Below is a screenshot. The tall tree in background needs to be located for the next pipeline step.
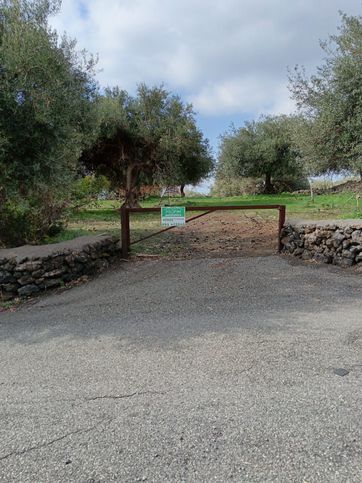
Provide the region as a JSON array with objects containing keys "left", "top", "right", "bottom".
[
  {"left": 159, "top": 112, "right": 213, "bottom": 197},
  {"left": 0, "top": 0, "right": 98, "bottom": 245},
  {"left": 289, "top": 13, "right": 362, "bottom": 179},
  {"left": 217, "top": 115, "right": 301, "bottom": 193},
  {"left": 82, "top": 84, "right": 213, "bottom": 206}
]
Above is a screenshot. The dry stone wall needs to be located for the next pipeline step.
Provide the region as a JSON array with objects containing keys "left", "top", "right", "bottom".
[
  {"left": 281, "top": 220, "right": 362, "bottom": 268},
  {"left": 0, "top": 235, "right": 121, "bottom": 301}
]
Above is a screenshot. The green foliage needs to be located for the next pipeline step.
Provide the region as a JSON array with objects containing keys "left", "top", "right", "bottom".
[
  {"left": 82, "top": 84, "right": 214, "bottom": 206},
  {"left": 46, "top": 192, "right": 361, "bottom": 245},
  {"left": 217, "top": 115, "right": 302, "bottom": 193},
  {"left": 70, "top": 175, "right": 110, "bottom": 209},
  {"left": 211, "top": 176, "right": 261, "bottom": 197},
  {"left": 0, "top": 189, "right": 67, "bottom": 246},
  {"left": 289, "top": 13, "right": 362, "bottom": 177},
  {"left": 271, "top": 174, "right": 309, "bottom": 193},
  {"left": 211, "top": 174, "right": 309, "bottom": 197},
  {"left": 0, "top": 0, "right": 98, "bottom": 246}
]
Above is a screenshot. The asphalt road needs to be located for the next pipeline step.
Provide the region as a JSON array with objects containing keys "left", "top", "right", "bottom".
[{"left": 0, "top": 255, "right": 361, "bottom": 482}]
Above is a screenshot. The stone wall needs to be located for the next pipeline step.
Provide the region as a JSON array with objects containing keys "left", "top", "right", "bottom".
[
  {"left": 281, "top": 220, "right": 362, "bottom": 268},
  {"left": 0, "top": 235, "right": 121, "bottom": 301}
]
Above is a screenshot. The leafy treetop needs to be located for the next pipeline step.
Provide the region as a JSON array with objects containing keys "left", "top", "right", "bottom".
[
  {"left": 217, "top": 115, "right": 301, "bottom": 193},
  {"left": 82, "top": 84, "right": 214, "bottom": 205},
  {"left": 289, "top": 12, "right": 362, "bottom": 178}
]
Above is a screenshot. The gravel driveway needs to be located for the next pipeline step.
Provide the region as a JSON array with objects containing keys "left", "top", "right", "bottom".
[{"left": 0, "top": 255, "right": 361, "bottom": 482}]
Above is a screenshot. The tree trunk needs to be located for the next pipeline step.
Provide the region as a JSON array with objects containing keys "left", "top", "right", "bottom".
[
  {"left": 264, "top": 173, "right": 272, "bottom": 194},
  {"left": 309, "top": 178, "right": 314, "bottom": 202},
  {"left": 122, "top": 165, "right": 141, "bottom": 208},
  {"left": 180, "top": 184, "right": 185, "bottom": 197}
]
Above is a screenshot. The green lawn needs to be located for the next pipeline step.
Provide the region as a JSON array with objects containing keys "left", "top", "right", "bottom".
[
  {"left": 142, "top": 192, "right": 361, "bottom": 216},
  {"left": 47, "top": 192, "right": 361, "bottom": 245}
]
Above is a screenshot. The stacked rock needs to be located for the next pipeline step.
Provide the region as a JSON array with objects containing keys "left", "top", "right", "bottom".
[
  {"left": 0, "top": 235, "right": 121, "bottom": 301},
  {"left": 281, "top": 220, "right": 362, "bottom": 268}
]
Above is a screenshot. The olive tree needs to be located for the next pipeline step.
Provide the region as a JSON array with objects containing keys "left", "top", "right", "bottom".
[
  {"left": 0, "top": 0, "right": 98, "bottom": 246},
  {"left": 159, "top": 117, "right": 214, "bottom": 197},
  {"left": 217, "top": 115, "right": 301, "bottom": 193},
  {"left": 82, "top": 84, "right": 213, "bottom": 206},
  {"left": 289, "top": 13, "right": 362, "bottom": 178}
]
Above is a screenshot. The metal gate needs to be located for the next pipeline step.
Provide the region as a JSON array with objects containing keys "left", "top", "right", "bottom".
[{"left": 120, "top": 204, "right": 286, "bottom": 258}]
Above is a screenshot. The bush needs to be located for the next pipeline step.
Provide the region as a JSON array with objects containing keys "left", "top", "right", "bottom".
[
  {"left": 71, "top": 175, "right": 110, "bottom": 209},
  {"left": 0, "top": 193, "right": 66, "bottom": 247},
  {"left": 211, "top": 175, "right": 309, "bottom": 197},
  {"left": 211, "top": 176, "right": 261, "bottom": 197},
  {"left": 272, "top": 175, "right": 309, "bottom": 193}
]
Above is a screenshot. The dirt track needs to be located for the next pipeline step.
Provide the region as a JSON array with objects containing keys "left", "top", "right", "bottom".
[{"left": 132, "top": 211, "right": 279, "bottom": 259}]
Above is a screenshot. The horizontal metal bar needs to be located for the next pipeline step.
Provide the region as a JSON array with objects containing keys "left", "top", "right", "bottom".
[
  {"left": 126, "top": 205, "right": 285, "bottom": 213},
  {"left": 130, "top": 210, "right": 213, "bottom": 246},
  {"left": 183, "top": 210, "right": 213, "bottom": 223},
  {"left": 128, "top": 205, "right": 285, "bottom": 247},
  {"left": 130, "top": 224, "right": 176, "bottom": 246}
]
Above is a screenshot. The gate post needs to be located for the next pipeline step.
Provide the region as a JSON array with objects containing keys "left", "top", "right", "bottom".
[
  {"left": 278, "top": 205, "right": 286, "bottom": 253},
  {"left": 120, "top": 205, "right": 130, "bottom": 258}
]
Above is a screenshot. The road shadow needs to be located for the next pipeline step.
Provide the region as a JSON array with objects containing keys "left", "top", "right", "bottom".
[{"left": 0, "top": 255, "right": 361, "bottom": 348}]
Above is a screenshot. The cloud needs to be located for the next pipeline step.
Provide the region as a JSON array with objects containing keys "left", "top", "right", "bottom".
[
  {"left": 51, "top": 0, "right": 362, "bottom": 118},
  {"left": 190, "top": 78, "right": 296, "bottom": 116}
]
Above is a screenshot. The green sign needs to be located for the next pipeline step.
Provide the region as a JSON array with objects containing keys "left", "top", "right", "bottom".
[{"left": 161, "top": 206, "right": 186, "bottom": 226}]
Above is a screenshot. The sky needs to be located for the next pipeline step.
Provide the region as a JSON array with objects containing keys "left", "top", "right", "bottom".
[{"left": 51, "top": 0, "right": 362, "bottom": 192}]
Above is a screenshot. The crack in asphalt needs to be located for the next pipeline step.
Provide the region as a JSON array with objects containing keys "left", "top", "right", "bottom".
[
  {"left": 3, "top": 390, "right": 169, "bottom": 409},
  {"left": 85, "top": 390, "right": 166, "bottom": 402},
  {"left": 0, "top": 418, "right": 111, "bottom": 462},
  {"left": 241, "top": 364, "right": 255, "bottom": 373}
]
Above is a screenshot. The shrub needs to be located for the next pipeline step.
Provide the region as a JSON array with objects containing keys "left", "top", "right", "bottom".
[
  {"left": 211, "top": 174, "right": 309, "bottom": 197},
  {"left": 0, "top": 192, "right": 66, "bottom": 247},
  {"left": 272, "top": 175, "right": 309, "bottom": 193},
  {"left": 211, "top": 176, "right": 261, "bottom": 197},
  {"left": 70, "top": 175, "right": 111, "bottom": 209}
]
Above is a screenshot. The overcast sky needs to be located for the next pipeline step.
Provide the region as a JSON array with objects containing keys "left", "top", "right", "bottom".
[{"left": 51, "top": 0, "right": 361, "bottom": 190}]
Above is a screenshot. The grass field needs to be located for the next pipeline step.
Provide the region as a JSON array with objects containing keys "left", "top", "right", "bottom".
[{"left": 47, "top": 192, "right": 361, "bottom": 247}]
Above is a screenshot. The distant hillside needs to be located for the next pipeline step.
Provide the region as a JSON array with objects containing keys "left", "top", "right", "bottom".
[{"left": 327, "top": 180, "right": 362, "bottom": 194}]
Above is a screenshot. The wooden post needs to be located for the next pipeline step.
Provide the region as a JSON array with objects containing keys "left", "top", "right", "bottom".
[
  {"left": 126, "top": 210, "right": 131, "bottom": 248},
  {"left": 120, "top": 205, "right": 130, "bottom": 258},
  {"left": 278, "top": 205, "right": 286, "bottom": 253}
]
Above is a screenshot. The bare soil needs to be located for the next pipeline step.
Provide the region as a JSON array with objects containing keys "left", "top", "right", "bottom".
[{"left": 132, "top": 211, "right": 279, "bottom": 260}]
